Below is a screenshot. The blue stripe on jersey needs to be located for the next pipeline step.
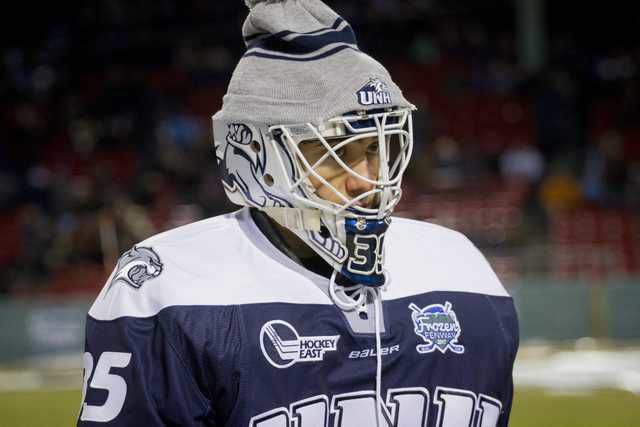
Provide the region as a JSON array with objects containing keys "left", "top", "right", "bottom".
[{"left": 79, "top": 291, "right": 517, "bottom": 426}]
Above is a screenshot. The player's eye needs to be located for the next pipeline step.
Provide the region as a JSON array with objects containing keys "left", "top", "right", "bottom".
[
  {"left": 333, "top": 146, "right": 346, "bottom": 158},
  {"left": 367, "top": 142, "right": 379, "bottom": 154}
]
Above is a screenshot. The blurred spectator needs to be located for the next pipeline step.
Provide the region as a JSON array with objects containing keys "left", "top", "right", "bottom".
[
  {"left": 155, "top": 105, "right": 204, "bottom": 151},
  {"left": 499, "top": 138, "right": 545, "bottom": 183},
  {"left": 0, "top": 172, "right": 19, "bottom": 208},
  {"left": 627, "top": 162, "right": 640, "bottom": 207},
  {"left": 581, "top": 131, "right": 629, "bottom": 206},
  {"left": 534, "top": 70, "right": 582, "bottom": 162},
  {"left": 429, "top": 135, "right": 466, "bottom": 190},
  {"left": 539, "top": 165, "right": 582, "bottom": 213},
  {"left": 17, "top": 204, "right": 53, "bottom": 281}
]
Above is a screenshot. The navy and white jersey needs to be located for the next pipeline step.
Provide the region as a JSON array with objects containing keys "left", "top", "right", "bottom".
[{"left": 78, "top": 208, "right": 518, "bottom": 427}]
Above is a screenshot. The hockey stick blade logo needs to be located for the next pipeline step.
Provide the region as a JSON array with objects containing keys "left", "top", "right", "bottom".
[{"left": 259, "top": 320, "right": 340, "bottom": 369}]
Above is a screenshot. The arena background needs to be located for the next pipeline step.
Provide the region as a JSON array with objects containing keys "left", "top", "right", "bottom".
[{"left": 1, "top": 0, "right": 639, "bottom": 425}]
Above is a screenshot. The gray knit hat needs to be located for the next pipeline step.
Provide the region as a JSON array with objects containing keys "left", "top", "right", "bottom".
[{"left": 213, "top": 0, "right": 413, "bottom": 126}]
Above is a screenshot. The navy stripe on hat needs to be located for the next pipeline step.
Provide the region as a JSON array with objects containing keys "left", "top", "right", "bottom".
[
  {"left": 244, "top": 17, "right": 357, "bottom": 61},
  {"left": 244, "top": 17, "right": 345, "bottom": 45},
  {"left": 244, "top": 44, "right": 358, "bottom": 62}
]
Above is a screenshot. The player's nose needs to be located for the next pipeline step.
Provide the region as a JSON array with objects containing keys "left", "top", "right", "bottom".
[{"left": 345, "top": 158, "right": 375, "bottom": 204}]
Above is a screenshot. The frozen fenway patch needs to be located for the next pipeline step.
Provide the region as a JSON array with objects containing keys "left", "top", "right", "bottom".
[
  {"left": 409, "top": 301, "right": 465, "bottom": 354},
  {"left": 260, "top": 320, "right": 340, "bottom": 368}
]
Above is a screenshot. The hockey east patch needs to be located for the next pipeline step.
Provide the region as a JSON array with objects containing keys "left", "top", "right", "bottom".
[{"left": 260, "top": 320, "right": 340, "bottom": 368}]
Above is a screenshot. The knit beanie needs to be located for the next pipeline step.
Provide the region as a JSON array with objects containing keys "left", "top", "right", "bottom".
[{"left": 213, "top": 0, "right": 413, "bottom": 126}]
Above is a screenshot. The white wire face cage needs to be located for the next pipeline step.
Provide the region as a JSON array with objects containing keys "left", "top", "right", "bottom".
[{"left": 268, "top": 107, "right": 415, "bottom": 220}]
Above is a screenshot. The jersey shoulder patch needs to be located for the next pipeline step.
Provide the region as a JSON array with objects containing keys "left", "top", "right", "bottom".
[
  {"left": 105, "top": 246, "right": 164, "bottom": 293},
  {"left": 88, "top": 209, "right": 333, "bottom": 321},
  {"left": 88, "top": 211, "right": 243, "bottom": 321}
]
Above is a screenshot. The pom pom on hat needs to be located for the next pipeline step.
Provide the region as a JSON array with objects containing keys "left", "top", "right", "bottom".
[{"left": 244, "top": 0, "right": 287, "bottom": 9}]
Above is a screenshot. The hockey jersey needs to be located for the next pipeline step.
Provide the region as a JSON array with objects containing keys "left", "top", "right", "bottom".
[{"left": 78, "top": 208, "right": 519, "bottom": 426}]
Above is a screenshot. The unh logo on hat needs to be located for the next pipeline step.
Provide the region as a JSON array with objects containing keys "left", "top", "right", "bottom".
[{"left": 356, "top": 77, "right": 392, "bottom": 106}]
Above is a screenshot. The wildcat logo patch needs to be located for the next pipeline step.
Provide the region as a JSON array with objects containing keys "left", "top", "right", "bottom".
[
  {"left": 106, "top": 246, "right": 163, "bottom": 292},
  {"left": 409, "top": 301, "right": 465, "bottom": 354},
  {"left": 356, "top": 77, "right": 392, "bottom": 106}
]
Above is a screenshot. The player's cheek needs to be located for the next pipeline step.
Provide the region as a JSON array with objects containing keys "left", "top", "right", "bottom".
[
  {"left": 367, "top": 153, "right": 381, "bottom": 180},
  {"left": 314, "top": 161, "right": 345, "bottom": 183},
  {"left": 320, "top": 175, "right": 349, "bottom": 203}
]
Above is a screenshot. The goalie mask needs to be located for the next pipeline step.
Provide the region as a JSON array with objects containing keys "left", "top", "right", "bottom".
[{"left": 212, "top": 0, "right": 415, "bottom": 287}]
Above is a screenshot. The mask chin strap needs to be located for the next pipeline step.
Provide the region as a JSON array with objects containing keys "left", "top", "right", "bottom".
[{"left": 262, "top": 207, "right": 323, "bottom": 231}]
